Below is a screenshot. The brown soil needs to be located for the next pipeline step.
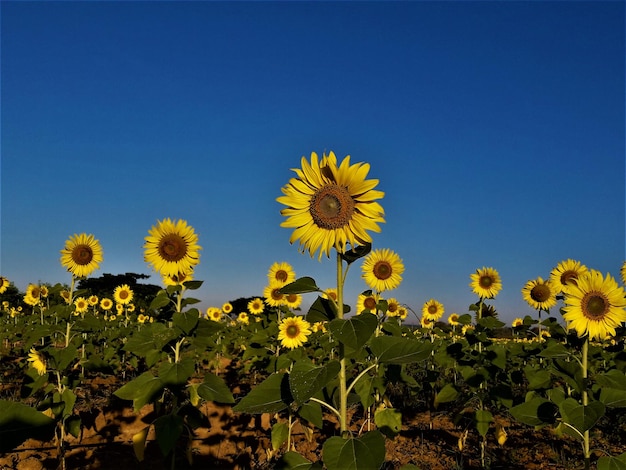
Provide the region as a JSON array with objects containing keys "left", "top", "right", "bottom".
[{"left": 2, "top": 374, "right": 625, "bottom": 470}]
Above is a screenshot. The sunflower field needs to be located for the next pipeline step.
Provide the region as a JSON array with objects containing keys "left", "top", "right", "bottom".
[{"left": 1, "top": 152, "right": 626, "bottom": 470}]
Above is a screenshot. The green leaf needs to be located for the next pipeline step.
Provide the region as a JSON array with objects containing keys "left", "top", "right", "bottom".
[
  {"left": 477, "top": 316, "right": 505, "bottom": 329},
  {"left": 434, "top": 383, "right": 458, "bottom": 408},
  {"left": 595, "top": 370, "right": 626, "bottom": 389},
  {"left": 172, "top": 309, "right": 199, "bottom": 335},
  {"left": 322, "top": 430, "right": 386, "bottom": 470},
  {"left": 369, "top": 336, "right": 432, "bottom": 364},
  {"left": 289, "top": 360, "right": 341, "bottom": 405},
  {"left": 340, "top": 243, "right": 371, "bottom": 264},
  {"left": 196, "top": 373, "right": 235, "bottom": 404},
  {"left": 475, "top": 409, "right": 493, "bottom": 437},
  {"left": 52, "top": 345, "right": 78, "bottom": 371},
  {"left": 329, "top": 314, "right": 378, "bottom": 351},
  {"left": 65, "top": 415, "right": 81, "bottom": 438},
  {"left": 0, "top": 400, "right": 55, "bottom": 453},
  {"left": 123, "top": 322, "right": 179, "bottom": 358},
  {"left": 114, "top": 371, "right": 164, "bottom": 411},
  {"left": 150, "top": 291, "right": 171, "bottom": 310},
  {"left": 560, "top": 398, "right": 605, "bottom": 434},
  {"left": 280, "top": 277, "right": 320, "bottom": 294},
  {"left": 61, "top": 388, "right": 76, "bottom": 418},
  {"left": 485, "top": 344, "right": 507, "bottom": 369},
  {"left": 374, "top": 407, "right": 402, "bottom": 437},
  {"left": 182, "top": 280, "right": 203, "bottom": 290},
  {"left": 272, "top": 422, "right": 289, "bottom": 451},
  {"left": 276, "top": 451, "right": 316, "bottom": 470},
  {"left": 154, "top": 414, "right": 184, "bottom": 456},
  {"left": 159, "top": 358, "right": 195, "bottom": 387},
  {"left": 510, "top": 397, "right": 557, "bottom": 426},
  {"left": 297, "top": 400, "right": 323, "bottom": 428},
  {"left": 597, "top": 455, "right": 626, "bottom": 470},
  {"left": 539, "top": 343, "right": 570, "bottom": 358},
  {"left": 306, "top": 296, "right": 338, "bottom": 322},
  {"left": 599, "top": 388, "right": 626, "bottom": 408},
  {"left": 525, "top": 365, "right": 552, "bottom": 390},
  {"left": 232, "top": 372, "right": 292, "bottom": 414}
]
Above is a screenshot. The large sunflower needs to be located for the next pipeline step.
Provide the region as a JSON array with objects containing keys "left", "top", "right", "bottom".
[
  {"left": 361, "top": 248, "right": 404, "bottom": 292},
  {"left": 278, "top": 316, "right": 312, "bottom": 349},
  {"left": 277, "top": 151, "right": 385, "bottom": 260},
  {"left": 521, "top": 277, "right": 557, "bottom": 311},
  {"left": 422, "top": 299, "right": 444, "bottom": 321},
  {"left": 267, "top": 262, "right": 296, "bottom": 285},
  {"left": 144, "top": 218, "right": 201, "bottom": 277},
  {"left": 470, "top": 267, "right": 502, "bottom": 299},
  {"left": 60, "top": 233, "right": 103, "bottom": 278},
  {"left": 562, "top": 270, "right": 626, "bottom": 341},
  {"left": 550, "top": 259, "right": 588, "bottom": 295}
]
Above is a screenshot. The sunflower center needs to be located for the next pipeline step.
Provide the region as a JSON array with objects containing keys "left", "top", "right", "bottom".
[
  {"left": 363, "top": 297, "right": 377, "bottom": 310},
  {"left": 158, "top": 234, "right": 188, "bottom": 262},
  {"left": 119, "top": 290, "right": 129, "bottom": 300},
  {"left": 286, "top": 324, "right": 300, "bottom": 338},
  {"left": 388, "top": 303, "right": 398, "bottom": 313},
  {"left": 373, "top": 261, "right": 393, "bottom": 280},
  {"left": 310, "top": 184, "right": 355, "bottom": 229},
  {"left": 561, "top": 270, "right": 578, "bottom": 287},
  {"left": 530, "top": 284, "right": 551, "bottom": 303},
  {"left": 271, "top": 288, "right": 283, "bottom": 301},
  {"left": 72, "top": 244, "right": 94, "bottom": 266},
  {"left": 428, "top": 305, "right": 438, "bottom": 315},
  {"left": 479, "top": 275, "right": 494, "bottom": 288},
  {"left": 275, "top": 270, "right": 289, "bottom": 282},
  {"left": 582, "top": 292, "right": 609, "bottom": 320}
]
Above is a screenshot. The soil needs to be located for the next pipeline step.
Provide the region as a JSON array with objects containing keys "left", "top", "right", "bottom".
[{"left": 2, "top": 369, "right": 625, "bottom": 470}]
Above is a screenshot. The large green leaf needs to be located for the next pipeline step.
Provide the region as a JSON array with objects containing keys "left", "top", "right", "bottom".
[
  {"left": 306, "top": 296, "right": 338, "bottom": 322},
  {"left": 159, "top": 358, "right": 195, "bottom": 387},
  {"left": 0, "top": 400, "right": 55, "bottom": 453},
  {"left": 597, "top": 452, "right": 626, "bottom": 470},
  {"left": 539, "top": 343, "right": 570, "bottom": 358},
  {"left": 329, "top": 314, "right": 378, "bottom": 351},
  {"left": 374, "top": 408, "right": 402, "bottom": 437},
  {"left": 560, "top": 398, "right": 605, "bottom": 435},
  {"left": 600, "top": 388, "right": 626, "bottom": 408},
  {"left": 434, "top": 383, "right": 458, "bottom": 408},
  {"left": 123, "top": 322, "right": 179, "bottom": 357},
  {"left": 289, "top": 360, "right": 341, "bottom": 405},
  {"left": 322, "top": 430, "right": 386, "bottom": 470},
  {"left": 154, "top": 414, "right": 184, "bottom": 456},
  {"left": 276, "top": 451, "right": 318, "bottom": 470},
  {"left": 475, "top": 409, "right": 493, "bottom": 437},
  {"left": 114, "top": 371, "right": 165, "bottom": 411},
  {"left": 369, "top": 336, "right": 432, "bottom": 364},
  {"left": 297, "top": 400, "right": 323, "bottom": 428},
  {"left": 196, "top": 372, "right": 235, "bottom": 404},
  {"left": 510, "top": 397, "right": 557, "bottom": 426},
  {"left": 172, "top": 309, "right": 199, "bottom": 335},
  {"left": 272, "top": 422, "right": 289, "bottom": 451},
  {"left": 280, "top": 277, "right": 320, "bottom": 294},
  {"left": 596, "top": 370, "right": 626, "bottom": 389},
  {"left": 232, "top": 372, "right": 292, "bottom": 414}
]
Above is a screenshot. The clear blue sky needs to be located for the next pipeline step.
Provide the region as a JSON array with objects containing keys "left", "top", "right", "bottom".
[{"left": 2, "top": 1, "right": 624, "bottom": 324}]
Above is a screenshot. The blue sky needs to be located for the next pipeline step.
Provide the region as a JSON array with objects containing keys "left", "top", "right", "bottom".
[{"left": 2, "top": 1, "right": 624, "bottom": 324}]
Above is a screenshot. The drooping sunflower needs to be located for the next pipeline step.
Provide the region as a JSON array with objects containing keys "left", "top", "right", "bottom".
[
  {"left": 60, "top": 233, "right": 103, "bottom": 278},
  {"left": 550, "top": 259, "right": 588, "bottom": 295},
  {"left": 361, "top": 248, "right": 404, "bottom": 292},
  {"left": 356, "top": 292, "right": 380, "bottom": 314},
  {"left": 470, "top": 267, "right": 502, "bottom": 299},
  {"left": 561, "top": 270, "right": 626, "bottom": 341},
  {"left": 277, "top": 316, "right": 312, "bottom": 349},
  {"left": 267, "top": 262, "right": 296, "bottom": 285},
  {"left": 277, "top": 151, "right": 385, "bottom": 260},
  {"left": 264, "top": 281, "right": 286, "bottom": 307},
  {"left": 0, "top": 276, "right": 10, "bottom": 294},
  {"left": 247, "top": 298, "right": 265, "bottom": 315},
  {"left": 521, "top": 277, "right": 558, "bottom": 311},
  {"left": 422, "top": 299, "right": 444, "bottom": 321},
  {"left": 27, "top": 348, "right": 47, "bottom": 376},
  {"left": 144, "top": 218, "right": 201, "bottom": 277},
  {"left": 114, "top": 284, "right": 134, "bottom": 305}
]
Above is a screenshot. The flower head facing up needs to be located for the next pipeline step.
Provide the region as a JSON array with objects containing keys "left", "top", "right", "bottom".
[
  {"left": 114, "top": 284, "right": 134, "bottom": 305},
  {"left": 470, "top": 267, "right": 502, "bottom": 299},
  {"left": 277, "top": 151, "right": 385, "bottom": 260},
  {"left": 522, "top": 277, "right": 558, "bottom": 311},
  {"left": 278, "top": 316, "right": 312, "bottom": 349},
  {"left": 144, "top": 218, "right": 201, "bottom": 277},
  {"left": 267, "top": 262, "right": 296, "bottom": 285},
  {"left": 361, "top": 248, "right": 404, "bottom": 293},
  {"left": 422, "top": 299, "right": 444, "bottom": 321},
  {"left": 60, "top": 233, "right": 103, "bottom": 278},
  {"left": 27, "top": 348, "right": 47, "bottom": 376},
  {"left": 550, "top": 259, "right": 588, "bottom": 295},
  {"left": 562, "top": 270, "right": 626, "bottom": 341}
]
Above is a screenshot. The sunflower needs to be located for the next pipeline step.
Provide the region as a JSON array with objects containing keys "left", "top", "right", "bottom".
[
  {"left": 144, "top": 218, "right": 201, "bottom": 277},
  {"left": 322, "top": 288, "right": 338, "bottom": 302},
  {"left": 420, "top": 316, "right": 435, "bottom": 329},
  {"left": 60, "top": 233, "right": 103, "bottom": 278},
  {"left": 162, "top": 271, "right": 194, "bottom": 286},
  {"left": 522, "top": 277, "right": 558, "bottom": 311},
  {"left": 114, "top": 284, "right": 134, "bottom": 305},
  {"left": 386, "top": 298, "right": 400, "bottom": 317},
  {"left": 620, "top": 261, "right": 626, "bottom": 286},
  {"left": 470, "top": 267, "right": 502, "bottom": 299},
  {"left": 100, "top": 298, "right": 113, "bottom": 310},
  {"left": 356, "top": 292, "right": 379, "bottom": 314},
  {"left": 74, "top": 297, "right": 89, "bottom": 314},
  {"left": 237, "top": 312, "right": 250, "bottom": 325},
  {"left": 561, "top": 270, "right": 626, "bottom": 341},
  {"left": 278, "top": 316, "right": 312, "bottom": 349},
  {"left": 284, "top": 293, "right": 303, "bottom": 310},
  {"left": 512, "top": 318, "right": 524, "bottom": 328},
  {"left": 550, "top": 259, "right": 588, "bottom": 295},
  {"left": 397, "top": 306, "right": 408, "bottom": 320},
  {"left": 422, "top": 299, "right": 444, "bottom": 321},
  {"left": 60, "top": 290, "right": 71, "bottom": 304},
  {"left": 448, "top": 313, "right": 460, "bottom": 326},
  {"left": 277, "top": 151, "right": 385, "bottom": 260},
  {"left": 27, "top": 348, "right": 47, "bottom": 376},
  {"left": 222, "top": 302, "right": 234, "bottom": 314},
  {"left": 267, "top": 262, "right": 296, "bottom": 285},
  {"left": 361, "top": 249, "right": 404, "bottom": 292},
  {"left": 247, "top": 298, "right": 265, "bottom": 315},
  {"left": 0, "top": 276, "right": 10, "bottom": 294},
  {"left": 206, "top": 307, "right": 222, "bottom": 322},
  {"left": 312, "top": 321, "right": 327, "bottom": 333},
  {"left": 88, "top": 295, "right": 99, "bottom": 306},
  {"left": 264, "top": 281, "right": 286, "bottom": 307},
  {"left": 137, "top": 314, "right": 148, "bottom": 323}
]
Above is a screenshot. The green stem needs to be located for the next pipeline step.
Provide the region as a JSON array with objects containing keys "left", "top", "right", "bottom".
[
  {"left": 346, "top": 363, "right": 377, "bottom": 397},
  {"left": 582, "top": 338, "right": 590, "bottom": 468},
  {"left": 336, "top": 252, "right": 348, "bottom": 436},
  {"left": 309, "top": 397, "right": 342, "bottom": 421}
]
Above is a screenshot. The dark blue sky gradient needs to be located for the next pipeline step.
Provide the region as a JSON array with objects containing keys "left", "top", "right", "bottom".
[{"left": 2, "top": 1, "right": 624, "bottom": 323}]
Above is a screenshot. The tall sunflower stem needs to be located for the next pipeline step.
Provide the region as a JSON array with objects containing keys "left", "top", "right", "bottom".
[
  {"left": 336, "top": 252, "right": 348, "bottom": 437},
  {"left": 582, "top": 338, "right": 590, "bottom": 469}
]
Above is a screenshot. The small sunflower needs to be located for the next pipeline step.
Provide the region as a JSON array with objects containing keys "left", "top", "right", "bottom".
[
  {"left": 27, "top": 348, "right": 47, "bottom": 376},
  {"left": 88, "top": 295, "right": 99, "bottom": 306},
  {"left": 356, "top": 292, "right": 379, "bottom": 314},
  {"left": 312, "top": 321, "right": 327, "bottom": 333},
  {"left": 144, "top": 218, "right": 201, "bottom": 277},
  {"left": 562, "top": 270, "right": 626, "bottom": 341},
  {"left": 284, "top": 293, "right": 303, "bottom": 310},
  {"left": 470, "top": 267, "right": 502, "bottom": 299},
  {"left": 397, "top": 305, "right": 408, "bottom": 320},
  {"left": 550, "top": 259, "right": 588, "bottom": 295},
  {"left": 60, "top": 290, "right": 71, "bottom": 304},
  {"left": 420, "top": 316, "right": 435, "bottom": 329},
  {"left": 522, "top": 277, "right": 558, "bottom": 311},
  {"left": 422, "top": 299, "right": 444, "bottom": 321},
  {"left": 222, "top": 302, "right": 234, "bottom": 314},
  {"left": 60, "top": 233, "right": 103, "bottom": 278},
  {"left": 248, "top": 298, "right": 265, "bottom": 315},
  {"left": 237, "top": 312, "right": 250, "bottom": 325},
  {"left": 0, "top": 276, "right": 10, "bottom": 294},
  {"left": 448, "top": 313, "right": 460, "bottom": 326},
  {"left": 74, "top": 297, "right": 89, "bottom": 314},
  {"left": 100, "top": 298, "right": 113, "bottom": 310},
  {"left": 264, "top": 282, "right": 286, "bottom": 307},
  {"left": 386, "top": 298, "right": 400, "bottom": 317},
  {"left": 206, "top": 307, "right": 222, "bottom": 322},
  {"left": 512, "top": 318, "right": 524, "bottom": 328},
  {"left": 267, "top": 262, "right": 296, "bottom": 285},
  {"left": 137, "top": 314, "right": 148, "bottom": 323},
  {"left": 114, "top": 284, "right": 134, "bottom": 305},
  {"left": 278, "top": 316, "right": 312, "bottom": 349},
  {"left": 277, "top": 151, "right": 385, "bottom": 260},
  {"left": 361, "top": 249, "right": 404, "bottom": 293},
  {"left": 116, "top": 303, "right": 124, "bottom": 314},
  {"left": 322, "top": 289, "right": 338, "bottom": 302}
]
